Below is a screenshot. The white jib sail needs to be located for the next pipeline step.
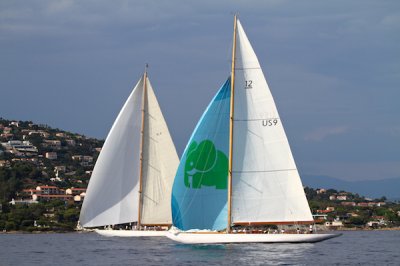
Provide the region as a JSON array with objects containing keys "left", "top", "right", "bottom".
[
  {"left": 231, "top": 19, "right": 313, "bottom": 224},
  {"left": 140, "top": 77, "right": 179, "bottom": 225},
  {"left": 80, "top": 78, "right": 144, "bottom": 228}
]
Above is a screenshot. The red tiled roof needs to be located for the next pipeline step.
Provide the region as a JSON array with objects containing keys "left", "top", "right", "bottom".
[{"left": 37, "top": 195, "right": 73, "bottom": 198}]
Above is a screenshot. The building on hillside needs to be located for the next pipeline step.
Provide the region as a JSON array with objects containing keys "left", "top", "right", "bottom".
[
  {"left": 72, "top": 155, "right": 83, "bottom": 161},
  {"left": 325, "top": 220, "right": 344, "bottom": 228},
  {"left": 45, "top": 152, "right": 57, "bottom": 160},
  {"left": 15, "top": 186, "right": 82, "bottom": 203},
  {"left": 72, "top": 155, "right": 93, "bottom": 166},
  {"left": 372, "top": 216, "right": 387, "bottom": 224},
  {"left": 36, "top": 185, "right": 61, "bottom": 195},
  {"left": 316, "top": 188, "right": 326, "bottom": 194},
  {"left": 312, "top": 214, "right": 328, "bottom": 223},
  {"left": 28, "top": 130, "right": 50, "bottom": 138},
  {"left": 3, "top": 127, "right": 12, "bottom": 134},
  {"left": 1, "top": 140, "right": 38, "bottom": 153},
  {"left": 21, "top": 188, "right": 40, "bottom": 196},
  {"left": 336, "top": 195, "right": 348, "bottom": 201},
  {"left": 316, "top": 209, "right": 333, "bottom": 214},
  {"left": 10, "top": 157, "right": 38, "bottom": 164},
  {"left": 66, "top": 139, "right": 76, "bottom": 146},
  {"left": 65, "top": 187, "right": 87, "bottom": 195},
  {"left": 73, "top": 195, "right": 83, "bottom": 202},
  {"left": 348, "top": 212, "right": 359, "bottom": 217},
  {"left": 43, "top": 140, "right": 62, "bottom": 149},
  {"left": 367, "top": 216, "right": 387, "bottom": 227},
  {"left": 32, "top": 194, "right": 73, "bottom": 202},
  {"left": 341, "top": 202, "right": 356, "bottom": 206},
  {"left": 0, "top": 133, "right": 14, "bottom": 138},
  {"left": 9, "top": 121, "right": 19, "bottom": 127},
  {"left": 9, "top": 198, "right": 38, "bottom": 205},
  {"left": 55, "top": 132, "right": 66, "bottom": 138}
]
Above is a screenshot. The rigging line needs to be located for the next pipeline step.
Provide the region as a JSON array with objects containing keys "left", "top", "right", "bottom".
[
  {"left": 146, "top": 163, "right": 161, "bottom": 173},
  {"left": 234, "top": 118, "right": 280, "bottom": 121},
  {"left": 148, "top": 136, "right": 159, "bottom": 143},
  {"left": 246, "top": 128, "right": 263, "bottom": 140},
  {"left": 236, "top": 178, "right": 263, "bottom": 194},
  {"left": 142, "top": 193, "right": 159, "bottom": 204}
]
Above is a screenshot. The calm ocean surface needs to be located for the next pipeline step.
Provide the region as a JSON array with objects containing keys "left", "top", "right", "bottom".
[{"left": 0, "top": 230, "right": 399, "bottom": 265}]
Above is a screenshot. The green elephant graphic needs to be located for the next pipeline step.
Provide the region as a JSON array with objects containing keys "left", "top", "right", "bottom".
[{"left": 184, "top": 140, "right": 228, "bottom": 189}]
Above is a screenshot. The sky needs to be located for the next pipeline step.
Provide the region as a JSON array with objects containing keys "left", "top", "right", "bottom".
[{"left": 1, "top": 0, "right": 399, "bottom": 182}]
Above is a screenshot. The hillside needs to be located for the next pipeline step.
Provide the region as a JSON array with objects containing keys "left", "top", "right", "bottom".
[
  {"left": 0, "top": 117, "right": 104, "bottom": 195},
  {"left": 302, "top": 175, "right": 400, "bottom": 200},
  {"left": 0, "top": 118, "right": 104, "bottom": 231}
]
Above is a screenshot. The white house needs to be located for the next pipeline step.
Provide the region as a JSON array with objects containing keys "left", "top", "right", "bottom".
[{"left": 45, "top": 152, "right": 57, "bottom": 160}]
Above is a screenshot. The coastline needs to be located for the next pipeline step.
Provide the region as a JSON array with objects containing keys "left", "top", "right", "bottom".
[{"left": 2, "top": 227, "right": 400, "bottom": 234}]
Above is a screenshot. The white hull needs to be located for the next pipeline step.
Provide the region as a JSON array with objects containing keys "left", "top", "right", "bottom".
[
  {"left": 95, "top": 229, "right": 167, "bottom": 237},
  {"left": 166, "top": 231, "right": 341, "bottom": 244}
]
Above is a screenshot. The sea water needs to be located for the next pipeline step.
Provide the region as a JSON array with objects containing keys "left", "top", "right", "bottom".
[{"left": 0, "top": 230, "right": 399, "bottom": 265}]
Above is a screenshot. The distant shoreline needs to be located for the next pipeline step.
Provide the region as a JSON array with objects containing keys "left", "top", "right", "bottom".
[
  {"left": 2, "top": 227, "right": 400, "bottom": 234},
  {"left": 335, "top": 227, "right": 400, "bottom": 231}
]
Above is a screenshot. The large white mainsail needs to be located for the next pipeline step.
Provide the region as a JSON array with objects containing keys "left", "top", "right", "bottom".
[
  {"left": 231, "top": 20, "right": 313, "bottom": 224},
  {"left": 80, "top": 73, "right": 178, "bottom": 229}
]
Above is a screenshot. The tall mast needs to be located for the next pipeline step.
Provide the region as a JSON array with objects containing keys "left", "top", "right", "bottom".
[
  {"left": 227, "top": 15, "right": 237, "bottom": 233},
  {"left": 137, "top": 64, "right": 148, "bottom": 228}
]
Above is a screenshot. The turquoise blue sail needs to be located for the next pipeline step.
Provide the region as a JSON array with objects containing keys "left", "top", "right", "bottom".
[{"left": 171, "top": 78, "right": 231, "bottom": 231}]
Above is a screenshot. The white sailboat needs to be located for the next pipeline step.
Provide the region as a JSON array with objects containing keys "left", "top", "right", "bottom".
[
  {"left": 79, "top": 68, "right": 179, "bottom": 237},
  {"left": 167, "top": 16, "right": 340, "bottom": 244}
]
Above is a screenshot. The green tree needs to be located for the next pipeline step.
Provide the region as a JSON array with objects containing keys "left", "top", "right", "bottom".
[
  {"left": 349, "top": 216, "right": 366, "bottom": 226},
  {"left": 5, "top": 221, "right": 16, "bottom": 231}
]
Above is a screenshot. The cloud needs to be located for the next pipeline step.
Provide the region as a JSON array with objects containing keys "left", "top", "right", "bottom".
[{"left": 304, "top": 126, "right": 349, "bottom": 142}]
